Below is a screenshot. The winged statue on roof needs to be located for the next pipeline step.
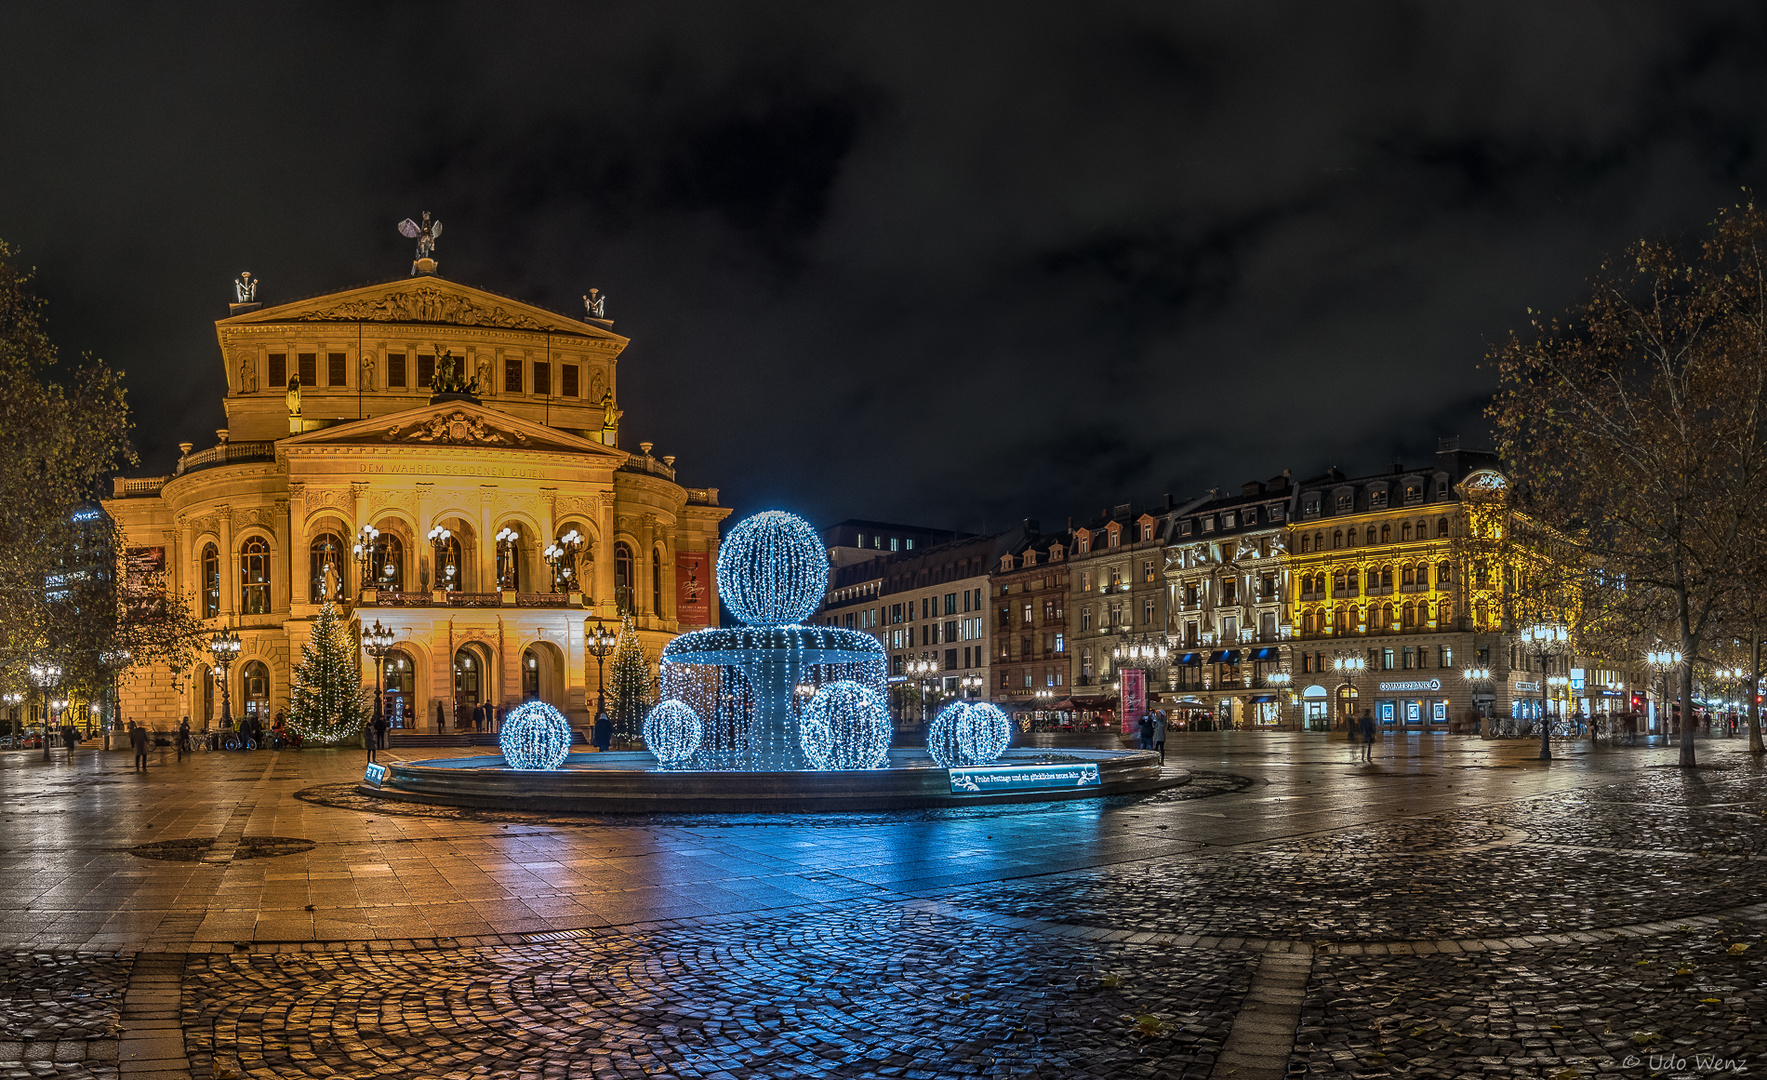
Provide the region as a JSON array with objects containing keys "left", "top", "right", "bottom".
[{"left": 397, "top": 211, "right": 442, "bottom": 275}]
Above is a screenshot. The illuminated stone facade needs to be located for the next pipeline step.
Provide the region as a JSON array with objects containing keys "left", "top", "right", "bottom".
[{"left": 105, "top": 273, "right": 730, "bottom": 732}]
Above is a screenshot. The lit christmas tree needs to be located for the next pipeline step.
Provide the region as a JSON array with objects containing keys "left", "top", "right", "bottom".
[
  {"left": 289, "top": 601, "right": 370, "bottom": 745},
  {"left": 608, "top": 614, "right": 650, "bottom": 742}
]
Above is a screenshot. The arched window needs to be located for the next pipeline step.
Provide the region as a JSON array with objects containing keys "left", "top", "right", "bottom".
[
  {"left": 1436, "top": 517, "right": 1450, "bottom": 538},
  {"left": 201, "top": 543, "right": 220, "bottom": 618},
  {"left": 1366, "top": 526, "right": 1377, "bottom": 545},
  {"left": 1381, "top": 566, "right": 1393, "bottom": 589},
  {"left": 614, "top": 541, "right": 635, "bottom": 615},
  {"left": 1302, "top": 610, "right": 1314, "bottom": 635},
  {"left": 1437, "top": 560, "right": 1452, "bottom": 585},
  {"left": 242, "top": 660, "right": 271, "bottom": 719},
  {"left": 1334, "top": 608, "right": 1347, "bottom": 635},
  {"left": 1346, "top": 528, "right": 1357, "bottom": 548},
  {"left": 1401, "top": 565, "right": 1414, "bottom": 587},
  {"left": 310, "top": 532, "right": 345, "bottom": 603},
  {"left": 1313, "top": 531, "right": 1324, "bottom": 550},
  {"left": 1381, "top": 602, "right": 1394, "bottom": 630},
  {"left": 369, "top": 533, "right": 404, "bottom": 592},
  {"left": 1332, "top": 569, "right": 1344, "bottom": 594},
  {"left": 1300, "top": 533, "right": 1311, "bottom": 553},
  {"left": 1402, "top": 601, "right": 1416, "bottom": 628},
  {"left": 1332, "top": 529, "right": 1343, "bottom": 549},
  {"left": 240, "top": 537, "right": 271, "bottom": 614},
  {"left": 1415, "top": 519, "right": 1427, "bottom": 539},
  {"left": 1379, "top": 524, "right": 1391, "bottom": 544},
  {"left": 521, "top": 647, "right": 541, "bottom": 700},
  {"left": 652, "top": 547, "right": 663, "bottom": 615},
  {"left": 1401, "top": 521, "right": 1412, "bottom": 541}
]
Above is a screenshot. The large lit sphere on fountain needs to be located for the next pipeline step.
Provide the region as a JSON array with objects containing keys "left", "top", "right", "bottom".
[
  {"left": 643, "top": 699, "right": 704, "bottom": 767},
  {"left": 927, "top": 701, "right": 1012, "bottom": 768},
  {"left": 499, "top": 701, "right": 572, "bottom": 770},
  {"left": 717, "top": 511, "right": 827, "bottom": 627},
  {"left": 799, "top": 680, "right": 891, "bottom": 770}
]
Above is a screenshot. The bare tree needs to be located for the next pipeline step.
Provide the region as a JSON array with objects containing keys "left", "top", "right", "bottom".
[{"left": 1489, "top": 200, "right": 1767, "bottom": 769}]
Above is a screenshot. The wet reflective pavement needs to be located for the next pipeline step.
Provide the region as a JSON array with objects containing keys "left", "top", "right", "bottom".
[{"left": 1, "top": 732, "right": 1762, "bottom": 1078}]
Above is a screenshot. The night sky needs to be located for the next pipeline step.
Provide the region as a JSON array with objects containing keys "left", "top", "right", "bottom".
[{"left": 4, "top": 4, "right": 1766, "bottom": 533}]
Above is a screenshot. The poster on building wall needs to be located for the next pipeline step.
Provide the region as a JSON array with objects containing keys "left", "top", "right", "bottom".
[
  {"left": 123, "top": 546, "right": 168, "bottom": 618},
  {"left": 676, "top": 551, "right": 711, "bottom": 626},
  {"left": 1120, "top": 668, "right": 1146, "bottom": 734}
]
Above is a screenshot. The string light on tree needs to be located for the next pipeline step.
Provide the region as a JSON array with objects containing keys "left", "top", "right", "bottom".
[
  {"left": 499, "top": 700, "right": 572, "bottom": 769},
  {"left": 288, "top": 601, "right": 369, "bottom": 745},
  {"left": 927, "top": 700, "right": 1011, "bottom": 768},
  {"left": 642, "top": 699, "right": 704, "bottom": 767},
  {"left": 608, "top": 614, "right": 650, "bottom": 742},
  {"left": 799, "top": 680, "right": 891, "bottom": 770}
]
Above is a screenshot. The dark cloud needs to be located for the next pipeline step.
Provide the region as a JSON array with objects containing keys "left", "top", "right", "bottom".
[{"left": 3, "top": 2, "right": 1766, "bottom": 533}]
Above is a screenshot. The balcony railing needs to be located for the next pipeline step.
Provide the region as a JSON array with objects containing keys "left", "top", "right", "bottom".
[
  {"left": 175, "top": 441, "right": 277, "bottom": 476},
  {"left": 361, "top": 589, "right": 581, "bottom": 609}
]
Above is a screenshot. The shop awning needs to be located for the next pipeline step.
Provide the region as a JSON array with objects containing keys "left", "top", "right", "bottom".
[
  {"left": 1248, "top": 694, "right": 1278, "bottom": 703},
  {"left": 1248, "top": 647, "right": 1279, "bottom": 661},
  {"left": 1174, "top": 652, "right": 1202, "bottom": 665},
  {"left": 1207, "top": 650, "right": 1241, "bottom": 664}
]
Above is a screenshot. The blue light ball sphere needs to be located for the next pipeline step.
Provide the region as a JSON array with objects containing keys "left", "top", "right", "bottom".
[
  {"left": 717, "top": 511, "right": 828, "bottom": 627},
  {"left": 499, "top": 701, "right": 572, "bottom": 770},
  {"left": 927, "top": 701, "right": 1012, "bottom": 768},
  {"left": 799, "top": 680, "right": 891, "bottom": 770},
  {"left": 643, "top": 699, "right": 704, "bottom": 768}
]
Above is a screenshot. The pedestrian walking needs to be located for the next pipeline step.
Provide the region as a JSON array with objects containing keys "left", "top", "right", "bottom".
[
  {"left": 374, "top": 702, "right": 389, "bottom": 749},
  {"left": 129, "top": 722, "right": 150, "bottom": 772},
  {"left": 1137, "top": 712, "right": 1153, "bottom": 750},
  {"left": 1151, "top": 712, "right": 1167, "bottom": 763},
  {"left": 177, "top": 717, "right": 190, "bottom": 760},
  {"left": 1358, "top": 708, "right": 1375, "bottom": 762},
  {"left": 593, "top": 710, "right": 612, "bottom": 752}
]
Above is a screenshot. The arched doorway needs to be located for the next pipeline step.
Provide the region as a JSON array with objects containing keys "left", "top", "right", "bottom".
[
  {"left": 521, "top": 642, "right": 566, "bottom": 708},
  {"left": 242, "top": 661, "right": 271, "bottom": 720},
  {"left": 383, "top": 649, "right": 414, "bottom": 728},
  {"left": 451, "top": 643, "right": 492, "bottom": 730},
  {"left": 521, "top": 647, "right": 540, "bottom": 700},
  {"left": 1335, "top": 683, "right": 1359, "bottom": 731}
]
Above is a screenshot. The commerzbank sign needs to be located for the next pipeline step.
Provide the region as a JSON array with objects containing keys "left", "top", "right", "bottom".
[{"left": 1376, "top": 678, "right": 1443, "bottom": 693}]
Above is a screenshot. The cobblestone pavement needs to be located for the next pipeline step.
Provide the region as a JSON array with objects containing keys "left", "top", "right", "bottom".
[{"left": 2, "top": 732, "right": 1765, "bottom": 1077}]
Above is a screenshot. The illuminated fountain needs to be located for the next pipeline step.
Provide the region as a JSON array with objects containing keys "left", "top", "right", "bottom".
[
  {"left": 650, "top": 511, "right": 892, "bottom": 771},
  {"left": 359, "top": 510, "right": 1172, "bottom": 811}
]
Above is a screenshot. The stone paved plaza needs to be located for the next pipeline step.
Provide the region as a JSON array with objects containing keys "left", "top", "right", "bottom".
[{"left": 0, "top": 733, "right": 1762, "bottom": 1079}]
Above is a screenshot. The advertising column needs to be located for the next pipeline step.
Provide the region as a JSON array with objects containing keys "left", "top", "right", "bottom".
[{"left": 1121, "top": 668, "right": 1146, "bottom": 735}]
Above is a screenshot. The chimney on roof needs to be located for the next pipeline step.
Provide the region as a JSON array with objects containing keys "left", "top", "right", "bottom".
[
  {"left": 1163, "top": 493, "right": 1173, "bottom": 511},
  {"left": 1023, "top": 518, "right": 1039, "bottom": 536},
  {"left": 1241, "top": 480, "right": 1263, "bottom": 496},
  {"left": 1067, "top": 516, "right": 1073, "bottom": 531},
  {"left": 1389, "top": 461, "right": 1402, "bottom": 474}
]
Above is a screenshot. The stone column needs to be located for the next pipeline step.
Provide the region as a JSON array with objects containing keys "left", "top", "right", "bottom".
[
  {"left": 479, "top": 486, "right": 497, "bottom": 594},
  {"left": 596, "top": 490, "right": 616, "bottom": 619},
  {"left": 706, "top": 534, "right": 721, "bottom": 628},
  {"left": 415, "top": 483, "right": 434, "bottom": 590},
  {"left": 273, "top": 498, "right": 292, "bottom": 613},
  {"left": 539, "top": 489, "right": 556, "bottom": 593},
  {"left": 639, "top": 513, "right": 658, "bottom": 625},
  {"left": 218, "top": 505, "right": 235, "bottom": 617}
]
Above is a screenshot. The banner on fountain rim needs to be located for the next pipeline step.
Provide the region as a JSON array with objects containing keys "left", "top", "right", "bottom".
[
  {"left": 1120, "top": 668, "right": 1146, "bottom": 734},
  {"left": 676, "top": 551, "right": 711, "bottom": 626},
  {"left": 948, "top": 763, "right": 1102, "bottom": 794}
]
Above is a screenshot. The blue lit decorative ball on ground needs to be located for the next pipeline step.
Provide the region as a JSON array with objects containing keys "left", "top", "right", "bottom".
[
  {"left": 799, "top": 680, "right": 891, "bottom": 770},
  {"left": 499, "top": 701, "right": 572, "bottom": 770},
  {"left": 643, "top": 699, "right": 705, "bottom": 767},
  {"left": 927, "top": 701, "right": 1012, "bottom": 768},
  {"left": 717, "top": 511, "right": 827, "bottom": 627}
]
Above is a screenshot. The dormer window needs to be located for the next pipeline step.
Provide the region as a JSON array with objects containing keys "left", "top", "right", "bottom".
[
  {"left": 1179, "top": 521, "right": 1193, "bottom": 536},
  {"left": 1303, "top": 497, "right": 1320, "bottom": 518},
  {"left": 1201, "top": 518, "right": 1215, "bottom": 533},
  {"left": 1222, "top": 511, "right": 1237, "bottom": 529},
  {"left": 1404, "top": 481, "right": 1423, "bottom": 504},
  {"left": 1107, "top": 525, "right": 1121, "bottom": 548},
  {"left": 1023, "top": 549, "right": 1038, "bottom": 566},
  {"left": 1049, "top": 544, "right": 1065, "bottom": 560},
  {"left": 1268, "top": 504, "right": 1284, "bottom": 520},
  {"left": 1336, "top": 493, "right": 1353, "bottom": 511},
  {"left": 1369, "top": 489, "right": 1389, "bottom": 508},
  {"left": 1078, "top": 534, "right": 1091, "bottom": 554}
]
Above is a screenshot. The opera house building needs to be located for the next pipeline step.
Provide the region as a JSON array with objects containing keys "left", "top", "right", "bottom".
[{"left": 104, "top": 267, "right": 730, "bottom": 733}]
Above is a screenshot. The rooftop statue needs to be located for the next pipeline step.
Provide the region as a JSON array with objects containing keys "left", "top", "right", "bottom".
[
  {"left": 234, "top": 271, "right": 256, "bottom": 303},
  {"left": 583, "top": 288, "right": 606, "bottom": 319},
  {"left": 397, "top": 211, "right": 443, "bottom": 275}
]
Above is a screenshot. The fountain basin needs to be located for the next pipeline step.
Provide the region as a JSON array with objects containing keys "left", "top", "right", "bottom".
[{"left": 356, "top": 747, "right": 1178, "bottom": 813}]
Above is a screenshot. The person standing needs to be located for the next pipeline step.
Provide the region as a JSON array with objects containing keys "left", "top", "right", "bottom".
[
  {"left": 374, "top": 700, "right": 389, "bottom": 750},
  {"left": 1137, "top": 712, "right": 1153, "bottom": 750},
  {"left": 129, "top": 722, "right": 150, "bottom": 772},
  {"left": 1151, "top": 712, "right": 1167, "bottom": 763},
  {"left": 363, "top": 712, "right": 377, "bottom": 763},
  {"left": 177, "top": 717, "right": 190, "bottom": 760},
  {"left": 1358, "top": 708, "right": 1376, "bottom": 763},
  {"left": 593, "top": 709, "right": 612, "bottom": 752}
]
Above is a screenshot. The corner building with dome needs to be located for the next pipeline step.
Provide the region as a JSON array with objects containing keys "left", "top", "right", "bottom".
[{"left": 104, "top": 266, "right": 731, "bottom": 733}]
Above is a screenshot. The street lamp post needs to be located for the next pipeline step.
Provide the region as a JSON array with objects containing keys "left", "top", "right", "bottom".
[
  {"left": 494, "top": 527, "right": 519, "bottom": 591},
  {"left": 543, "top": 529, "right": 584, "bottom": 593},
  {"left": 352, "top": 525, "right": 381, "bottom": 598},
  {"left": 208, "top": 629, "right": 241, "bottom": 731},
  {"left": 1519, "top": 621, "right": 1572, "bottom": 761},
  {"left": 1332, "top": 654, "right": 1366, "bottom": 737},
  {"left": 586, "top": 618, "right": 616, "bottom": 718},
  {"left": 1461, "top": 667, "right": 1492, "bottom": 738},
  {"left": 100, "top": 648, "right": 130, "bottom": 743},
  {"left": 426, "top": 526, "right": 455, "bottom": 592},
  {"left": 905, "top": 655, "right": 938, "bottom": 727},
  {"left": 1646, "top": 647, "right": 1683, "bottom": 746},
  {"left": 28, "top": 662, "right": 60, "bottom": 761},
  {"left": 361, "top": 619, "right": 395, "bottom": 743},
  {"left": 960, "top": 673, "right": 982, "bottom": 699}
]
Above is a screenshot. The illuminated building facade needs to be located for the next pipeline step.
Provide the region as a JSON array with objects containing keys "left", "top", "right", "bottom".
[
  {"left": 1063, "top": 502, "right": 1177, "bottom": 719},
  {"left": 989, "top": 525, "right": 1075, "bottom": 722},
  {"left": 104, "top": 269, "right": 729, "bottom": 732},
  {"left": 1286, "top": 442, "right": 1512, "bottom": 732}
]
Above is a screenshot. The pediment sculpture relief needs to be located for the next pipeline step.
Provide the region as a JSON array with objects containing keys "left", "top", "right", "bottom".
[
  {"left": 292, "top": 284, "right": 547, "bottom": 329},
  {"left": 382, "top": 411, "right": 530, "bottom": 447}
]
